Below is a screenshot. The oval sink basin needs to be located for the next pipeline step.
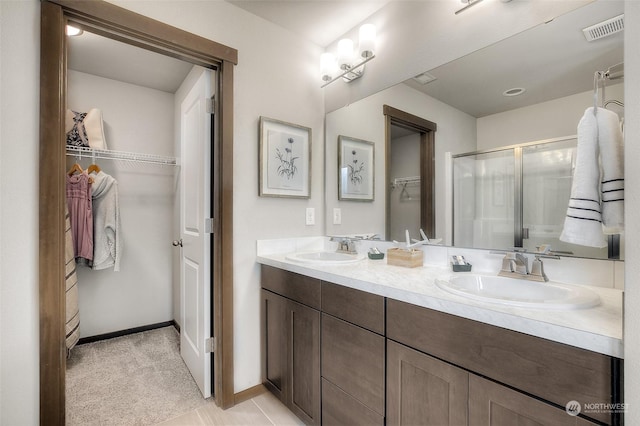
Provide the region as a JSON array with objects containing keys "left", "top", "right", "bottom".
[
  {"left": 435, "top": 275, "right": 600, "bottom": 310},
  {"left": 285, "top": 251, "right": 364, "bottom": 264}
]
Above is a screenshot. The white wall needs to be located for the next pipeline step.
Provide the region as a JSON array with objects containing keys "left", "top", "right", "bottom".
[
  {"left": 477, "top": 83, "right": 624, "bottom": 150},
  {"left": 0, "top": 1, "right": 40, "bottom": 424},
  {"left": 325, "top": 83, "right": 476, "bottom": 241},
  {"left": 624, "top": 2, "right": 640, "bottom": 424},
  {"left": 67, "top": 70, "right": 176, "bottom": 337}
]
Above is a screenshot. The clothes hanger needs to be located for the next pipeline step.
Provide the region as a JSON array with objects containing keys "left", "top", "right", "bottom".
[
  {"left": 67, "top": 162, "right": 84, "bottom": 176},
  {"left": 87, "top": 151, "right": 101, "bottom": 174},
  {"left": 67, "top": 162, "right": 94, "bottom": 184}
]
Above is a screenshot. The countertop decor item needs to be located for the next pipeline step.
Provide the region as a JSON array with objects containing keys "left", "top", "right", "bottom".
[{"left": 387, "top": 248, "right": 423, "bottom": 268}]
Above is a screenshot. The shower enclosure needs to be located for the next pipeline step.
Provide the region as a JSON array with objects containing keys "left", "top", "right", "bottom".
[{"left": 452, "top": 136, "right": 619, "bottom": 260}]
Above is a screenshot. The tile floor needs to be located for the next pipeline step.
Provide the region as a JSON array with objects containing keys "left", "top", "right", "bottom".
[{"left": 156, "top": 391, "right": 304, "bottom": 426}]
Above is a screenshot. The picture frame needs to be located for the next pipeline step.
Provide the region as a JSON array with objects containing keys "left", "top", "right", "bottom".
[
  {"left": 338, "top": 135, "right": 375, "bottom": 201},
  {"left": 259, "top": 116, "right": 311, "bottom": 198}
]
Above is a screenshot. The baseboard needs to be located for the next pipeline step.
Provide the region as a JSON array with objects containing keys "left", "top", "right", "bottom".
[
  {"left": 234, "top": 384, "right": 267, "bottom": 404},
  {"left": 77, "top": 320, "right": 176, "bottom": 345}
]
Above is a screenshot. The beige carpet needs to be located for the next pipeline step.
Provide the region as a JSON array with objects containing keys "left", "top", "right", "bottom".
[{"left": 66, "top": 326, "right": 209, "bottom": 425}]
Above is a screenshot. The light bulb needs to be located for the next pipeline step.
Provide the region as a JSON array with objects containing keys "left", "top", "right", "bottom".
[
  {"left": 358, "top": 24, "right": 376, "bottom": 58},
  {"left": 66, "top": 25, "right": 83, "bottom": 36},
  {"left": 320, "top": 52, "right": 337, "bottom": 82},
  {"left": 337, "top": 39, "right": 354, "bottom": 70}
]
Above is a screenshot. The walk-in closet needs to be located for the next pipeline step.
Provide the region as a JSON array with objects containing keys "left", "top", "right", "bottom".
[{"left": 64, "top": 28, "right": 214, "bottom": 424}]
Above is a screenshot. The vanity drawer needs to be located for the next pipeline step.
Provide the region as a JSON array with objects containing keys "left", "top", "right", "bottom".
[
  {"left": 387, "top": 299, "right": 614, "bottom": 425},
  {"left": 261, "top": 265, "right": 321, "bottom": 309},
  {"left": 321, "top": 314, "right": 385, "bottom": 415},
  {"left": 321, "top": 281, "right": 384, "bottom": 334},
  {"left": 322, "top": 378, "right": 384, "bottom": 426}
]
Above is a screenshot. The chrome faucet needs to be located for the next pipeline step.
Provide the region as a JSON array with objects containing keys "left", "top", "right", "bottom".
[
  {"left": 496, "top": 251, "right": 554, "bottom": 282},
  {"left": 329, "top": 236, "right": 358, "bottom": 254}
]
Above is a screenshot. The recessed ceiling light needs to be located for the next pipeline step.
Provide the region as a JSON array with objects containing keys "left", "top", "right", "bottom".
[
  {"left": 503, "top": 87, "right": 526, "bottom": 97},
  {"left": 66, "top": 25, "right": 83, "bottom": 37}
]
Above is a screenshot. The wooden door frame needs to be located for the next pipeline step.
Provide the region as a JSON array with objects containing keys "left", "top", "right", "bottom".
[
  {"left": 39, "top": 1, "right": 236, "bottom": 423},
  {"left": 383, "top": 105, "right": 437, "bottom": 240}
]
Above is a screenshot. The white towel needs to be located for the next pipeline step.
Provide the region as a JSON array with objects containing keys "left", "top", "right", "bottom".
[
  {"left": 598, "top": 107, "right": 624, "bottom": 234},
  {"left": 560, "top": 107, "right": 607, "bottom": 248}
]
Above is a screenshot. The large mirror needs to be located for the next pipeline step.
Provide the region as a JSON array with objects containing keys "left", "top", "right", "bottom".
[{"left": 325, "top": 0, "right": 624, "bottom": 259}]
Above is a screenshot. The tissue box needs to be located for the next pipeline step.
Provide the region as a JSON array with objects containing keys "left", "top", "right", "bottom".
[{"left": 387, "top": 248, "right": 423, "bottom": 268}]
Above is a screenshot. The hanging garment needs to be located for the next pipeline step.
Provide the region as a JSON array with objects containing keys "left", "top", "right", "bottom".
[
  {"left": 65, "top": 108, "right": 109, "bottom": 149},
  {"left": 560, "top": 107, "right": 607, "bottom": 248},
  {"left": 90, "top": 170, "right": 121, "bottom": 271},
  {"left": 65, "top": 204, "right": 80, "bottom": 353},
  {"left": 66, "top": 171, "right": 94, "bottom": 261}
]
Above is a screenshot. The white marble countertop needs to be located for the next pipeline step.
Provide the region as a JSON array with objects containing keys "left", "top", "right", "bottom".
[{"left": 257, "top": 253, "right": 623, "bottom": 358}]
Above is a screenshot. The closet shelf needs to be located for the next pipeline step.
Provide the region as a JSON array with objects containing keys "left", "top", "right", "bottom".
[
  {"left": 391, "top": 176, "right": 421, "bottom": 188},
  {"left": 66, "top": 146, "right": 178, "bottom": 166}
]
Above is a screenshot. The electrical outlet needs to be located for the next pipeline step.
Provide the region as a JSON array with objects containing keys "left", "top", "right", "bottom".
[
  {"left": 305, "top": 207, "right": 315, "bottom": 225},
  {"left": 333, "top": 208, "right": 342, "bottom": 225}
]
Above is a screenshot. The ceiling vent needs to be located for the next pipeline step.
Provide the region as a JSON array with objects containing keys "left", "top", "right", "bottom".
[{"left": 582, "top": 14, "right": 624, "bottom": 42}]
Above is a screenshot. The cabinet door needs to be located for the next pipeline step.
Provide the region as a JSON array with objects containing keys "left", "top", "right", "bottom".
[
  {"left": 322, "top": 314, "right": 385, "bottom": 414},
  {"left": 469, "top": 374, "right": 598, "bottom": 426},
  {"left": 322, "top": 378, "right": 384, "bottom": 426},
  {"left": 387, "top": 340, "right": 468, "bottom": 426},
  {"left": 289, "top": 300, "right": 321, "bottom": 425},
  {"left": 261, "top": 289, "right": 287, "bottom": 402}
]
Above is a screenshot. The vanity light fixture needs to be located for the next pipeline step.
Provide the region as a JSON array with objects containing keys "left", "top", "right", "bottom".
[
  {"left": 66, "top": 25, "right": 83, "bottom": 36},
  {"left": 321, "top": 24, "right": 377, "bottom": 88}
]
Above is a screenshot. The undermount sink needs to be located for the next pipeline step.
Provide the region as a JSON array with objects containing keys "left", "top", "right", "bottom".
[
  {"left": 285, "top": 251, "right": 365, "bottom": 264},
  {"left": 435, "top": 274, "right": 600, "bottom": 310}
]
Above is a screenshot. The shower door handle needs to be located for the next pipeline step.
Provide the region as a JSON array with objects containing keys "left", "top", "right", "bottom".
[{"left": 172, "top": 239, "right": 183, "bottom": 247}]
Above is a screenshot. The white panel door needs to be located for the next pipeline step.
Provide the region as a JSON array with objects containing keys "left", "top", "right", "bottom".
[{"left": 180, "top": 69, "right": 212, "bottom": 397}]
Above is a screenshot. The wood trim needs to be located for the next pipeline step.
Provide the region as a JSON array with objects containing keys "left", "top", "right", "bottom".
[
  {"left": 39, "top": 1, "right": 236, "bottom": 421},
  {"left": 383, "top": 105, "right": 437, "bottom": 240},
  {"left": 39, "top": 3, "right": 67, "bottom": 423},
  {"left": 234, "top": 384, "right": 267, "bottom": 405},
  {"left": 383, "top": 104, "right": 437, "bottom": 132},
  {"left": 219, "top": 59, "right": 235, "bottom": 408},
  {"left": 47, "top": 0, "right": 237, "bottom": 65}
]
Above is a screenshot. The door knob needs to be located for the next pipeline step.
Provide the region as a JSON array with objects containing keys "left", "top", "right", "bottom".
[{"left": 172, "top": 239, "right": 183, "bottom": 247}]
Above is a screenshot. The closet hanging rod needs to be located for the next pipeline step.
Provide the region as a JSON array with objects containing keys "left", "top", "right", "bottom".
[
  {"left": 66, "top": 146, "right": 177, "bottom": 166},
  {"left": 392, "top": 176, "right": 421, "bottom": 188}
]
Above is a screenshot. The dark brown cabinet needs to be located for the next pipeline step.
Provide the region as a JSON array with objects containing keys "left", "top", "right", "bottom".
[
  {"left": 387, "top": 299, "right": 617, "bottom": 426},
  {"left": 469, "top": 374, "right": 598, "bottom": 426},
  {"left": 320, "top": 282, "right": 385, "bottom": 425},
  {"left": 261, "top": 266, "right": 321, "bottom": 426},
  {"left": 387, "top": 340, "right": 468, "bottom": 426}
]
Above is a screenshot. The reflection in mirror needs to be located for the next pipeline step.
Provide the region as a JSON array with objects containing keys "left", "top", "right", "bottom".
[{"left": 324, "top": 0, "right": 624, "bottom": 259}]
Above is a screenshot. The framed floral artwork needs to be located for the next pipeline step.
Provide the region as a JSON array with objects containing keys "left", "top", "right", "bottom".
[
  {"left": 338, "top": 135, "right": 374, "bottom": 201},
  {"left": 259, "top": 116, "right": 311, "bottom": 198}
]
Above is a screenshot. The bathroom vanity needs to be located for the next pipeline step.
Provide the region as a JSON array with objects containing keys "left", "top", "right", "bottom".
[{"left": 258, "top": 249, "right": 623, "bottom": 426}]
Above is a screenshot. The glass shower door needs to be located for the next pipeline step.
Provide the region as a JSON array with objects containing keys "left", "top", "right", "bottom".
[{"left": 453, "top": 149, "right": 514, "bottom": 250}]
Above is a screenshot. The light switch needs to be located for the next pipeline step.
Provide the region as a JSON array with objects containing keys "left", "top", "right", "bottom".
[
  {"left": 333, "top": 208, "right": 341, "bottom": 225},
  {"left": 305, "top": 207, "right": 315, "bottom": 225}
]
